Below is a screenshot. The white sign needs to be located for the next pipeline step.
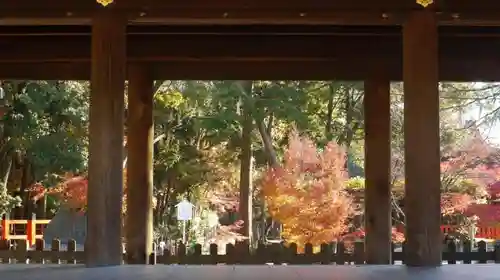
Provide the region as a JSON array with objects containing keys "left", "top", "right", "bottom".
[{"left": 176, "top": 199, "right": 194, "bottom": 221}]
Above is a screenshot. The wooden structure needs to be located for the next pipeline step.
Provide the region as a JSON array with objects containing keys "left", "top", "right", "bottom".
[
  {"left": 6, "top": 218, "right": 500, "bottom": 248},
  {"left": 1, "top": 238, "right": 500, "bottom": 265},
  {"left": 3, "top": 0, "right": 500, "bottom": 268},
  {"left": 1, "top": 218, "right": 50, "bottom": 247}
]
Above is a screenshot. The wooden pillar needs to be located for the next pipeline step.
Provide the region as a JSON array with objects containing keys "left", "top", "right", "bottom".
[
  {"left": 403, "top": 9, "right": 442, "bottom": 266},
  {"left": 86, "top": 11, "right": 127, "bottom": 267},
  {"left": 364, "top": 76, "right": 391, "bottom": 264},
  {"left": 125, "top": 64, "right": 154, "bottom": 264}
]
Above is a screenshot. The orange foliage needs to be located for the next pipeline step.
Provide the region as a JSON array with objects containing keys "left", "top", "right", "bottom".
[
  {"left": 262, "top": 132, "right": 353, "bottom": 250},
  {"left": 30, "top": 139, "right": 129, "bottom": 211},
  {"left": 341, "top": 228, "right": 406, "bottom": 244},
  {"left": 441, "top": 193, "right": 473, "bottom": 216},
  {"left": 29, "top": 170, "right": 128, "bottom": 214}
]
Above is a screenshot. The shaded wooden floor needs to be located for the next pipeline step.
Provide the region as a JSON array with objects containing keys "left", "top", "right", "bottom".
[{"left": 0, "top": 265, "right": 499, "bottom": 280}]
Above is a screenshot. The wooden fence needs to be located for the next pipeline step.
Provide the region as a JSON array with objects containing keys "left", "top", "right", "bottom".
[
  {"left": 4, "top": 217, "right": 500, "bottom": 247},
  {"left": 1, "top": 239, "right": 500, "bottom": 265}
]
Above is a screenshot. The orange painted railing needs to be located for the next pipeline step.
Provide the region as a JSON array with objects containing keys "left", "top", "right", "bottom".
[
  {"left": 441, "top": 225, "right": 500, "bottom": 240},
  {"left": 3, "top": 219, "right": 500, "bottom": 245},
  {"left": 1, "top": 217, "right": 50, "bottom": 246}
]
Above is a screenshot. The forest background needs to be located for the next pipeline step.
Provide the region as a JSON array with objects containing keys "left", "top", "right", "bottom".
[{"left": 1, "top": 80, "right": 500, "bottom": 251}]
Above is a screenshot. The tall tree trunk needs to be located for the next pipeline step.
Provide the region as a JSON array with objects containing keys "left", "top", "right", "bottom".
[
  {"left": 21, "top": 159, "right": 34, "bottom": 219},
  {"left": 13, "top": 159, "right": 33, "bottom": 219},
  {"left": 254, "top": 105, "right": 282, "bottom": 243},
  {"left": 237, "top": 80, "right": 254, "bottom": 244},
  {"left": 35, "top": 196, "right": 46, "bottom": 219},
  {"left": 2, "top": 157, "right": 12, "bottom": 188},
  {"left": 256, "top": 119, "right": 279, "bottom": 168},
  {"left": 325, "top": 83, "right": 335, "bottom": 141}
]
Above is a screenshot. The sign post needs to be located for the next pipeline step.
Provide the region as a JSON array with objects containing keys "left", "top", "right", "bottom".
[{"left": 175, "top": 199, "right": 194, "bottom": 244}]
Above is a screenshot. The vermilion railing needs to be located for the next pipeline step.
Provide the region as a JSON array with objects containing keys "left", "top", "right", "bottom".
[
  {"left": 1, "top": 217, "right": 50, "bottom": 246},
  {"left": 3, "top": 218, "right": 500, "bottom": 245},
  {"left": 441, "top": 225, "right": 500, "bottom": 239}
]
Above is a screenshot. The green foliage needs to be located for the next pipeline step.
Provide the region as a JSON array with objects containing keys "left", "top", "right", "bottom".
[
  {"left": 345, "top": 176, "right": 365, "bottom": 190},
  {"left": 3, "top": 81, "right": 88, "bottom": 184},
  {"left": 0, "top": 183, "right": 21, "bottom": 216},
  {"left": 0, "top": 81, "right": 88, "bottom": 216}
]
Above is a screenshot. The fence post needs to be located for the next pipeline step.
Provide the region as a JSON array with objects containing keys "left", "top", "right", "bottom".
[
  {"left": 402, "top": 241, "right": 407, "bottom": 264},
  {"left": 177, "top": 242, "right": 186, "bottom": 265},
  {"left": 320, "top": 243, "right": 332, "bottom": 264},
  {"left": 287, "top": 243, "right": 298, "bottom": 264},
  {"left": 149, "top": 243, "right": 157, "bottom": 265},
  {"left": 494, "top": 240, "right": 500, "bottom": 263},
  {"left": 68, "top": 239, "right": 77, "bottom": 264},
  {"left": 27, "top": 213, "right": 37, "bottom": 247},
  {"left": 463, "top": 240, "right": 472, "bottom": 264},
  {"left": 190, "top": 243, "right": 202, "bottom": 264},
  {"left": 390, "top": 243, "right": 395, "bottom": 264},
  {"left": 272, "top": 242, "right": 284, "bottom": 265},
  {"left": 51, "top": 238, "right": 61, "bottom": 264},
  {"left": 304, "top": 243, "right": 314, "bottom": 264},
  {"left": 446, "top": 240, "right": 457, "bottom": 264},
  {"left": 354, "top": 242, "right": 365, "bottom": 264},
  {"left": 15, "top": 239, "right": 28, "bottom": 264},
  {"left": 225, "top": 243, "right": 235, "bottom": 265},
  {"left": 335, "top": 242, "right": 346, "bottom": 265},
  {"left": 34, "top": 239, "right": 45, "bottom": 264},
  {"left": 477, "top": 241, "right": 487, "bottom": 264},
  {"left": 209, "top": 243, "right": 218, "bottom": 264},
  {"left": 1, "top": 213, "right": 10, "bottom": 240}
]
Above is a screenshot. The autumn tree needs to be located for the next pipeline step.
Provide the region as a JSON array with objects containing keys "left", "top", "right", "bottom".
[
  {"left": 30, "top": 170, "right": 127, "bottom": 215},
  {"left": 262, "top": 131, "right": 352, "bottom": 249}
]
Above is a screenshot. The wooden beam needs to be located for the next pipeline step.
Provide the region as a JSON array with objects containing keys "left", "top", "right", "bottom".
[
  {"left": 1, "top": 57, "right": 499, "bottom": 82},
  {"left": 0, "top": 0, "right": 418, "bottom": 12},
  {"left": 86, "top": 11, "right": 127, "bottom": 267},
  {"left": 1, "top": 34, "right": 391, "bottom": 62},
  {"left": 3, "top": 33, "right": 500, "bottom": 63},
  {"left": 0, "top": 33, "right": 500, "bottom": 81},
  {"left": 403, "top": 10, "right": 442, "bottom": 266},
  {"left": 0, "top": 0, "right": 416, "bottom": 26},
  {"left": 125, "top": 64, "right": 154, "bottom": 264},
  {"left": 2, "top": 24, "right": 500, "bottom": 36},
  {"left": 3, "top": 0, "right": 500, "bottom": 26},
  {"left": 364, "top": 75, "right": 392, "bottom": 264}
]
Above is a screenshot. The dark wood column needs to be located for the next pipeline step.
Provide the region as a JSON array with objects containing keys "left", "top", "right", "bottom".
[
  {"left": 364, "top": 76, "right": 392, "bottom": 264},
  {"left": 403, "top": 9, "right": 442, "bottom": 266},
  {"left": 86, "top": 10, "right": 127, "bottom": 267},
  {"left": 125, "top": 64, "right": 154, "bottom": 264}
]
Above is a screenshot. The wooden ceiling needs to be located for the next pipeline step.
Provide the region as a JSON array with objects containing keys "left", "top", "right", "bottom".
[
  {"left": 1, "top": 0, "right": 500, "bottom": 25},
  {"left": 2, "top": 1, "right": 500, "bottom": 81}
]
